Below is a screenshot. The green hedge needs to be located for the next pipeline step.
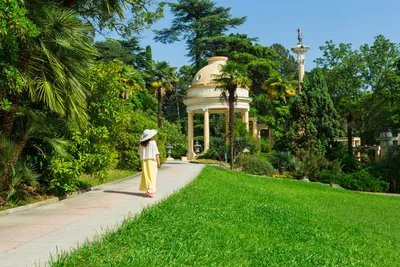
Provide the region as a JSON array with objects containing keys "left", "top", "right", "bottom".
[{"left": 235, "top": 154, "right": 275, "bottom": 176}]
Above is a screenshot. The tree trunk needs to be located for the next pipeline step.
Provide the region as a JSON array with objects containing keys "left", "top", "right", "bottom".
[
  {"left": 0, "top": 105, "right": 17, "bottom": 137},
  {"left": 347, "top": 114, "right": 354, "bottom": 155},
  {"left": 176, "top": 95, "right": 180, "bottom": 122},
  {"left": 347, "top": 125, "right": 353, "bottom": 155},
  {"left": 12, "top": 137, "right": 28, "bottom": 165},
  {"left": 157, "top": 88, "right": 163, "bottom": 128},
  {"left": 229, "top": 89, "right": 235, "bottom": 170},
  {"left": 0, "top": 100, "right": 17, "bottom": 193}
]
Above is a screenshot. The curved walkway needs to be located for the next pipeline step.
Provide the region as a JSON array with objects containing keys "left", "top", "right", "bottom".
[{"left": 0, "top": 162, "right": 205, "bottom": 267}]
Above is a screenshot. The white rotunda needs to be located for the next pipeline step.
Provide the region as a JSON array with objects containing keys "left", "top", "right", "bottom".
[{"left": 183, "top": 56, "right": 253, "bottom": 159}]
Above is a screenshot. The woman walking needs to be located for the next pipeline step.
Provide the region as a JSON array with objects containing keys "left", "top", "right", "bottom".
[{"left": 138, "top": 129, "right": 161, "bottom": 198}]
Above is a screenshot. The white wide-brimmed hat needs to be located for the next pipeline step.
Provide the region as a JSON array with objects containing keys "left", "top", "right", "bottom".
[{"left": 140, "top": 129, "right": 157, "bottom": 142}]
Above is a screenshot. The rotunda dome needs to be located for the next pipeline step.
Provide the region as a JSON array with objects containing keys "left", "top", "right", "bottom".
[{"left": 191, "top": 56, "right": 228, "bottom": 87}]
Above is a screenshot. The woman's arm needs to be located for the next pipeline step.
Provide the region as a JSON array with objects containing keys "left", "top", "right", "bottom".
[{"left": 156, "top": 154, "right": 161, "bottom": 168}]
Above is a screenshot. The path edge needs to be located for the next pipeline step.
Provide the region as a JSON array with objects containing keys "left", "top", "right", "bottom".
[{"left": 0, "top": 172, "right": 142, "bottom": 216}]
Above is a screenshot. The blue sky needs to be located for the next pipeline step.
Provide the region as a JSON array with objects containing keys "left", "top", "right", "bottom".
[{"left": 114, "top": 0, "right": 400, "bottom": 71}]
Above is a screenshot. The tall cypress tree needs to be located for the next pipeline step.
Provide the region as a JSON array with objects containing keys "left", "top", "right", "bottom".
[
  {"left": 154, "top": 0, "right": 246, "bottom": 69},
  {"left": 279, "top": 69, "right": 343, "bottom": 158}
]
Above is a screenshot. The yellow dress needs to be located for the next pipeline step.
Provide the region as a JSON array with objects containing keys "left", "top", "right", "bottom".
[
  {"left": 138, "top": 140, "right": 159, "bottom": 193},
  {"left": 139, "top": 159, "right": 157, "bottom": 193}
]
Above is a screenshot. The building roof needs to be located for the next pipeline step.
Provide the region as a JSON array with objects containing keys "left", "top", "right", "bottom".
[{"left": 191, "top": 56, "right": 228, "bottom": 87}]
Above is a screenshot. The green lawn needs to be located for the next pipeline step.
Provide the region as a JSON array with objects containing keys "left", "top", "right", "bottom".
[{"left": 51, "top": 166, "right": 400, "bottom": 266}]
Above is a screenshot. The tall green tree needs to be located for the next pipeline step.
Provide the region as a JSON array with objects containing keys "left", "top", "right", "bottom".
[
  {"left": 154, "top": 0, "right": 246, "bottom": 69},
  {"left": 279, "top": 69, "right": 343, "bottom": 158},
  {"left": 27, "top": 0, "right": 164, "bottom": 37},
  {"left": 359, "top": 35, "right": 400, "bottom": 143},
  {"left": 316, "top": 41, "right": 363, "bottom": 153},
  {"left": 94, "top": 38, "right": 147, "bottom": 70},
  {"left": 148, "top": 61, "right": 179, "bottom": 128},
  {"left": 270, "top": 43, "right": 298, "bottom": 77},
  {"left": 163, "top": 65, "right": 193, "bottom": 126},
  {"left": 214, "top": 61, "right": 252, "bottom": 169}
]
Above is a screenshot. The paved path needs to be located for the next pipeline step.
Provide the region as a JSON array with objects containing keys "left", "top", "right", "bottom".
[{"left": 0, "top": 162, "right": 205, "bottom": 267}]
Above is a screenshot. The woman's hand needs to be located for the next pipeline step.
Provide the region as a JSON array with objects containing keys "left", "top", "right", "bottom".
[{"left": 157, "top": 161, "right": 161, "bottom": 168}]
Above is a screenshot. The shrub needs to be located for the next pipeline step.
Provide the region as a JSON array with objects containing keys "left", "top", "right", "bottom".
[
  {"left": 327, "top": 145, "right": 358, "bottom": 173},
  {"left": 44, "top": 157, "right": 83, "bottom": 196},
  {"left": 116, "top": 110, "right": 165, "bottom": 170},
  {"left": 197, "top": 149, "right": 218, "bottom": 160},
  {"left": 380, "top": 147, "right": 400, "bottom": 192},
  {"left": 231, "top": 136, "right": 253, "bottom": 163},
  {"left": 163, "top": 120, "right": 187, "bottom": 159},
  {"left": 317, "top": 170, "right": 344, "bottom": 184},
  {"left": 269, "top": 151, "right": 296, "bottom": 174},
  {"left": 295, "top": 152, "right": 341, "bottom": 181},
  {"left": 260, "top": 138, "right": 270, "bottom": 153},
  {"left": 340, "top": 154, "right": 359, "bottom": 173},
  {"left": 208, "top": 136, "right": 227, "bottom": 161},
  {"left": 335, "top": 169, "right": 389, "bottom": 192},
  {"left": 235, "top": 154, "right": 275, "bottom": 176}
]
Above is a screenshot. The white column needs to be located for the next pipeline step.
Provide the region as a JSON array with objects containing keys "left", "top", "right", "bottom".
[
  {"left": 244, "top": 110, "right": 249, "bottom": 132},
  {"left": 251, "top": 118, "right": 258, "bottom": 138},
  {"left": 187, "top": 111, "right": 195, "bottom": 159},
  {"left": 203, "top": 108, "right": 210, "bottom": 151},
  {"left": 291, "top": 44, "right": 310, "bottom": 94},
  {"left": 297, "top": 54, "right": 306, "bottom": 94}
]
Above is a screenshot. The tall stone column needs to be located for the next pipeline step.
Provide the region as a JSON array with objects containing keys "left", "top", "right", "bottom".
[
  {"left": 203, "top": 108, "right": 210, "bottom": 151},
  {"left": 251, "top": 118, "right": 258, "bottom": 138},
  {"left": 268, "top": 128, "right": 273, "bottom": 152},
  {"left": 291, "top": 29, "right": 310, "bottom": 94},
  {"left": 187, "top": 111, "right": 195, "bottom": 160},
  {"left": 244, "top": 110, "right": 249, "bottom": 132}
]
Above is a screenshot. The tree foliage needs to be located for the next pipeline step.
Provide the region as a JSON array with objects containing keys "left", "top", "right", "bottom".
[
  {"left": 214, "top": 61, "right": 252, "bottom": 169},
  {"left": 154, "top": 0, "right": 246, "bottom": 69},
  {"left": 316, "top": 35, "right": 400, "bottom": 146},
  {"left": 26, "top": 0, "right": 164, "bottom": 37},
  {"left": 278, "top": 69, "right": 343, "bottom": 158},
  {"left": 147, "top": 61, "right": 179, "bottom": 128}
]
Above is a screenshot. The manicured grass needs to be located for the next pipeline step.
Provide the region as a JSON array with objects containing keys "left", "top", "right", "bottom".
[
  {"left": 51, "top": 166, "right": 400, "bottom": 266},
  {"left": 78, "top": 169, "right": 137, "bottom": 187}
]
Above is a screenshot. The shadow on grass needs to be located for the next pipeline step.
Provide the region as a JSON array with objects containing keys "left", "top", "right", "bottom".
[{"left": 103, "top": 190, "right": 146, "bottom": 197}]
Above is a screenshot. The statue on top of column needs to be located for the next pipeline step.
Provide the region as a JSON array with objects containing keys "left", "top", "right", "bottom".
[{"left": 297, "top": 28, "right": 303, "bottom": 44}]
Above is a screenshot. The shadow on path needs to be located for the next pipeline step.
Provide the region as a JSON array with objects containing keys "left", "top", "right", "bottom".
[
  {"left": 164, "top": 161, "right": 190, "bottom": 165},
  {"left": 103, "top": 190, "right": 146, "bottom": 197}
]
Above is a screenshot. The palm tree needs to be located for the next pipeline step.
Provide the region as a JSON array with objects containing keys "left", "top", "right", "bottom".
[
  {"left": 21, "top": 5, "right": 98, "bottom": 126},
  {"left": 0, "top": 3, "right": 96, "bottom": 195},
  {"left": 0, "top": 4, "right": 98, "bottom": 136},
  {"left": 148, "top": 61, "right": 179, "bottom": 128},
  {"left": 120, "top": 65, "right": 145, "bottom": 99},
  {"left": 214, "top": 61, "right": 252, "bottom": 170},
  {"left": 262, "top": 72, "right": 298, "bottom": 103}
]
